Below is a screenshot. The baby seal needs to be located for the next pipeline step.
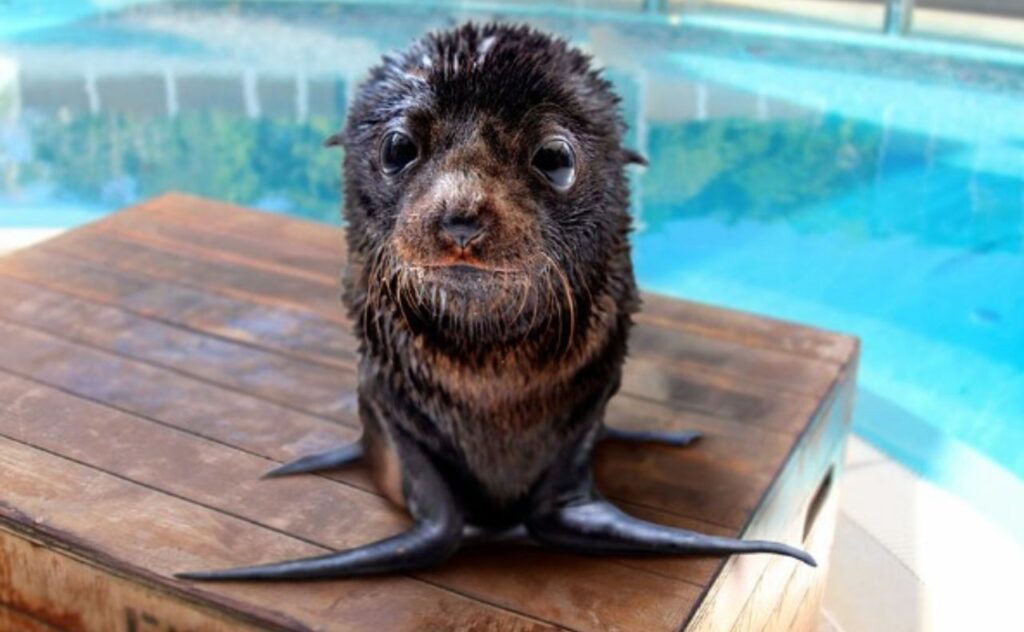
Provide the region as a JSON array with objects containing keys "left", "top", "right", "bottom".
[{"left": 179, "top": 23, "right": 813, "bottom": 581}]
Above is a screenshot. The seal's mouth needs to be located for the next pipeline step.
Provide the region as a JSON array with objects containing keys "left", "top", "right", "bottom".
[
  {"left": 379, "top": 256, "right": 554, "bottom": 345},
  {"left": 413, "top": 262, "right": 523, "bottom": 276},
  {"left": 403, "top": 262, "right": 530, "bottom": 302}
]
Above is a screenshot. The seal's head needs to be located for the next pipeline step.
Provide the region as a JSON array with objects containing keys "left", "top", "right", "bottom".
[{"left": 337, "top": 23, "right": 643, "bottom": 357}]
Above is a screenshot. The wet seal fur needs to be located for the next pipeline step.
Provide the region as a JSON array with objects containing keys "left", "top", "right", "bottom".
[{"left": 179, "top": 23, "right": 815, "bottom": 582}]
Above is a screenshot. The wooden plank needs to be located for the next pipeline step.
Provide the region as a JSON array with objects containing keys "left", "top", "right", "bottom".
[
  {"left": 2, "top": 244, "right": 824, "bottom": 435},
  {"left": 0, "top": 437, "right": 554, "bottom": 632},
  {"left": 638, "top": 294, "right": 856, "bottom": 366},
  {"left": 101, "top": 201, "right": 343, "bottom": 285},
  {"left": 44, "top": 229, "right": 345, "bottom": 320},
  {"left": 0, "top": 275, "right": 353, "bottom": 422},
  {"left": 132, "top": 193, "right": 344, "bottom": 253},
  {"left": 0, "top": 247, "right": 354, "bottom": 370}
]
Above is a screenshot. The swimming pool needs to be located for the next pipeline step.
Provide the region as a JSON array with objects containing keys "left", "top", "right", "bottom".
[{"left": 2, "top": 1, "right": 1022, "bottom": 535}]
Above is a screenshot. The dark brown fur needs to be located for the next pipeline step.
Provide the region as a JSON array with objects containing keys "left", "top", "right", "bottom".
[{"left": 339, "top": 23, "right": 640, "bottom": 523}]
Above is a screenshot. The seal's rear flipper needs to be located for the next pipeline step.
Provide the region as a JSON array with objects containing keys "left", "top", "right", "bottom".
[
  {"left": 262, "top": 442, "right": 364, "bottom": 479},
  {"left": 602, "top": 426, "right": 702, "bottom": 447},
  {"left": 528, "top": 498, "right": 816, "bottom": 566},
  {"left": 176, "top": 520, "right": 462, "bottom": 581}
]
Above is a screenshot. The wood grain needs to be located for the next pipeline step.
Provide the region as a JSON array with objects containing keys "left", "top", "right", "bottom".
[
  {"left": 0, "top": 193, "right": 859, "bottom": 631},
  {"left": 0, "top": 437, "right": 555, "bottom": 632},
  {"left": 0, "top": 372, "right": 710, "bottom": 631},
  {"left": 0, "top": 601, "right": 62, "bottom": 632}
]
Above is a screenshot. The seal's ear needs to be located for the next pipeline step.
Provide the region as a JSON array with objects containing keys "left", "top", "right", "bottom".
[
  {"left": 323, "top": 132, "right": 345, "bottom": 149},
  {"left": 622, "top": 148, "right": 648, "bottom": 166}
]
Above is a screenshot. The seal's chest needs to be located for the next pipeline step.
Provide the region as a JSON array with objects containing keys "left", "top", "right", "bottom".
[{"left": 447, "top": 416, "right": 564, "bottom": 502}]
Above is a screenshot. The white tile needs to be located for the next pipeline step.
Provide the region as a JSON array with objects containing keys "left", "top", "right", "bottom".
[
  {"left": 828, "top": 459, "right": 1024, "bottom": 632},
  {"left": 841, "top": 458, "right": 1024, "bottom": 580},
  {"left": 824, "top": 514, "right": 928, "bottom": 632},
  {"left": 843, "top": 435, "right": 887, "bottom": 470}
]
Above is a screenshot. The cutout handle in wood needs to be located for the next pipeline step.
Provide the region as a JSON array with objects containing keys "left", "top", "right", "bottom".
[{"left": 804, "top": 465, "right": 834, "bottom": 542}]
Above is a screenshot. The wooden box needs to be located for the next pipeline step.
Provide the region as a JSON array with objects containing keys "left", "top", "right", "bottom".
[{"left": 0, "top": 194, "right": 858, "bottom": 631}]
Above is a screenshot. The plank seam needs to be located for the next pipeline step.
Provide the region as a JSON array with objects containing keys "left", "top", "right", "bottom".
[
  {"left": 0, "top": 599, "right": 67, "bottom": 632},
  {"left": 96, "top": 222, "right": 341, "bottom": 287},
  {"left": 40, "top": 236, "right": 347, "bottom": 325}
]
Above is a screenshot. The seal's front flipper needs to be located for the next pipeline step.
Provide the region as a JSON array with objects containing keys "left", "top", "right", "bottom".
[
  {"left": 182, "top": 424, "right": 467, "bottom": 581},
  {"left": 262, "top": 441, "right": 364, "bottom": 478},
  {"left": 528, "top": 498, "right": 815, "bottom": 566},
  {"left": 602, "top": 426, "right": 702, "bottom": 447},
  {"left": 176, "top": 519, "right": 462, "bottom": 581}
]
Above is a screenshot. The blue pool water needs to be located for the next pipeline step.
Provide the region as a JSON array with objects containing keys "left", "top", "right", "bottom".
[{"left": 1, "top": 2, "right": 1022, "bottom": 533}]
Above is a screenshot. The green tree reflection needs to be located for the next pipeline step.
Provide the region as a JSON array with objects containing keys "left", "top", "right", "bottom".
[{"left": 27, "top": 111, "right": 344, "bottom": 223}]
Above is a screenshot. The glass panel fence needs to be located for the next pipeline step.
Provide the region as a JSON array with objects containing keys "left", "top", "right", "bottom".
[
  {"left": 667, "top": 0, "right": 887, "bottom": 32},
  {"left": 912, "top": 1, "right": 1024, "bottom": 49}
]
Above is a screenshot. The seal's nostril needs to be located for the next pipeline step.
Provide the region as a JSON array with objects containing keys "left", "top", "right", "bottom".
[{"left": 440, "top": 214, "right": 484, "bottom": 249}]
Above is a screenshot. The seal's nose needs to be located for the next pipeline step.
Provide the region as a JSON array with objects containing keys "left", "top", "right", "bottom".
[{"left": 440, "top": 212, "right": 485, "bottom": 249}]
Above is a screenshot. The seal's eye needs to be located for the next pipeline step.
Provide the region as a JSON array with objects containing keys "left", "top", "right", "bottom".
[
  {"left": 532, "top": 138, "right": 576, "bottom": 191},
  {"left": 380, "top": 131, "right": 418, "bottom": 175}
]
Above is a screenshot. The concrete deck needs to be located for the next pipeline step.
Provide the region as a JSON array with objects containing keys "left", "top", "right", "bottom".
[{"left": 822, "top": 436, "right": 1021, "bottom": 631}]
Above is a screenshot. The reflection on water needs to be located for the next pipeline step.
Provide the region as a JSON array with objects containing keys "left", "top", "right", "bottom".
[
  {"left": 16, "top": 110, "right": 343, "bottom": 220},
  {"left": 2, "top": 3, "right": 1024, "bottom": 488}
]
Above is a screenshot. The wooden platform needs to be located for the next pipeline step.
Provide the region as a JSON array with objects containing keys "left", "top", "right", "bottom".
[{"left": 0, "top": 194, "right": 858, "bottom": 632}]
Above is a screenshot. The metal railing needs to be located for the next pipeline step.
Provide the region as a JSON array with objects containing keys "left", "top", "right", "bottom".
[{"left": 884, "top": 0, "right": 916, "bottom": 35}]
